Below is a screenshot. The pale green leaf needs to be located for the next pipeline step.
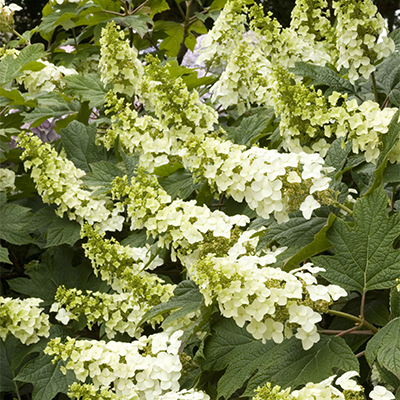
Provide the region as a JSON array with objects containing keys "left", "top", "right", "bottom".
[
  {"left": 62, "top": 73, "right": 109, "bottom": 108},
  {"left": 201, "top": 318, "right": 358, "bottom": 400},
  {"left": 314, "top": 187, "right": 400, "bottom": 292},
  {"left": 61, "top": 121, "right": 107, "bottom": 173}
]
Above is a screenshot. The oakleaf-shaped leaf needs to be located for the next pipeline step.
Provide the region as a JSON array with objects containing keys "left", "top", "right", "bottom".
[
  {"left": 15, "top": 354, "right": 76, "bottom": 400},
  {"left": 314, "top": 187, "right": 400, "bottom": 292},
  {"left": 201, "top": 318, "right": 358, "bottom": 400},
  {"left": 366, "top": 317, "right": 400, "bottom": 379}
]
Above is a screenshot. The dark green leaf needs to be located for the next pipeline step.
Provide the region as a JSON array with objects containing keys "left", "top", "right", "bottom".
[
  {"left": 314, "top": 187, "right": 400, "bottom": 292},
  {"left": 81, "top": 161, "right": 125, "bottom": 188},
  {"left": 367, "top": 109, "right": 400, "bottom": 194},
  {"left": 291, "top": 62, "right": 355, "bottom": 95},
  {"left": 61, "top": 121, "right": 107, "bottom": 173},
  {"left": 140, "top": 280, "right": 203, "bottom": 326},
  {"left": 282, "top": 213, "right": 336, "bottom": 271},
  {"left": 45, "top": 217, "right": 81, "bottom": 248},
  {"left": 0, "top": 245, "right": 11, "bottom": 264},
  {"left": 0, "top": 204, "right": 33, "bottom": 245},
  {"left": 201, "top": 318, "right": 358, "bottom": 400},
  {"left": 158, "top": 169, "right": 202, "bottom": 199},
  {"left": 227, "top": 108, "right": 274, "bottom": 147},
  {"left": 0, "top": 336, "right": 22, "bottom": 393},
  {"left": 111, "top": 14, "right": 152, "bottom": 37},
  {"left": 383, "top": 163, "right": 400, "bottom": 183},
  {"left": 16, "top": 353, "right": 76, "bottom": 400},
  {"left": 8, "top": 247, "right": 105, "bottom": 306},
  {"left": 391, "top": 289, "right": 400, "bottom": 319},
  {"left": 366, "top": 317, "right": 400, "bottom": 378}
]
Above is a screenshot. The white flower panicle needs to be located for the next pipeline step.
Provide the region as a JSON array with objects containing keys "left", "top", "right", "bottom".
[
  {"left": 100, "top": 22, "right": 144, "bottom": 96},
  {"left": 18, "top": 60, "right": 77, "bottom": 94},
  {"left": 188, "top": 230, "right": 347, "bottom": 350},
  {"left": 68, "top": 383, "right": 210, "bottom": 400},
  {"left": 333, "top": 0, "right": 395, "bottom": 83},
  {"left": 51, "top": 287, "right": 158, "bottom": 339},
  {"left": 45, "top": 330, "right": 187, "bottom": 400},
  {"left": 18, "top": 133, "right": 124, "bottom": 231},
  {"left": 111, "top": 172, "right": 249, "bottom": 251},
  {"left": 0, "top": 296, "right": 50, "bottom": 345},
  {"left": 81, "top": 224, "right": 174, "bottom": 299},
  {"left": 253, "top": 371, "right": 365, "bottom": 400}
]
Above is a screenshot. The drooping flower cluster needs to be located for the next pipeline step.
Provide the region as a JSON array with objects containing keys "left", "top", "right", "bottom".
[
  {"left": 18, "top": 133, "right": 124, "bottom": 231},
  {"left": 253, "top": 371, "right": 365, "bottom": 400},
  {"left": 45, "top": 330, "right": 201, "bottom": 400},
  {"left": 18, "top": 60, "right": 77, "bottom": 94},
  {"left": 51, "top": 286, "right": 157, "bottom": 339},
  {"left": 68, "top": 382, "right": 210, "bottom": 400},
  {"left": 188, "top": 231, "right": 347, "bottom": 350},
  {"left": 81, "top": 224, "right": 173, "bottom": 298},
  {"left": 270, "top": 67, "right": 399, "bottom": 162},
  {"left": 185, "top": 136, "right": 332, "bottom": 221},
  {"left": 111, "top": 172, "right": 249, "bottom": 250},
  {"left": 0, "top": 296, "right": 50, "bottom": 345},
  {"left": 99, "top": 22, "right": 143, "bottom": 96},
  {"left": 333, "top": 0, "right": 395, "bottom": 83}
]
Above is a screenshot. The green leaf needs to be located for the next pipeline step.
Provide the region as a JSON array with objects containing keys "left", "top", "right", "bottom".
[
  {"left": 0, "top": 336, "right": 22, "bottom": 393},
  {"left": 282, "top": 213, "right": 336, "bottom": 271},
  {"left": 45, "top": 217, "right": 81, "bottom": 248},
  {"left": 16, "top": 44, "right": 45, "bottom": 69},
  {"left": 314, "top": 187, "right": 400, "bottom": 293},
  {"left": 23, "top": 95, "right": 80, "bottom": 127},
  {"left": 8, "top": 247, "right": 104, "bottom": 306},
  {"left": 257, "top": 208, "right": 331, "bottom": 252},
  {"left": 324, "top": 138, "right": 352, "bottom": 180},
  {"left": 155, "top": 21, "right": 184, "bottom": 57},
  {"left": 140, "top": 280, "right": 203, "bottom": 326},
  {"left": 62, "top": 73, "right": 109, "bottom": 108},
  {"left": 0, "top": 56, "right": 21, "bottom": 85},
  {"left": 389, "top": 28, "right": 400, "bottom": 52},
  {"left": 375, "top": 52, "right": 400, "bottom": 107},
  {"left": 81, "top": 161, "right": 125, "bottom": 188},
  {"left": 111, "top": 14, "right": 152, "bottom": 37},
  {"left": 383, "top": 163, "right": 400, "bottom": 183},
  {"left": 291, "top": 62, "right": 356, "bottom": 96},
  {"left": 0, "top": 245, "right": 11, "bottom": 264},
  {"left": 367, "top": 109, "right": 400, "bottom": 194},
  {"left": 227, "top": 108, "right": 275, "bottom": 147},
  {"left": 201, "top": 318, "right": 358, "bottom": 400},
  {"left": 15, "top": 353, "right": 76, "bottom": 400},
  {"left": 0, "top": 204, "right": 33, "bottom": 245},
  {"left": 366, "top": 317, "right": 400, "bottom": 379},
  {"left": 158, "top": 169, "right": 202, "bottom": 199},
  {"left": 148, "top": 0, "right": 170, "bottom": 17},
  {"left": 61, "top": 121, "right": 107, "bottom": 173},
  {"left": 391, "top": 289, "right": 400, "bottom": 319}
]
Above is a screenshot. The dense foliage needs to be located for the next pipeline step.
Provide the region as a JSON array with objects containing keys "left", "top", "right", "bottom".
[{"left": 0, "top": 0, "right": 400, "bottom": 400}]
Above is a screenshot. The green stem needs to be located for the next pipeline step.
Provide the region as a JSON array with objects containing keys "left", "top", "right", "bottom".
[
  {"left": 327, "top": 309, "right": 378, "bottom": 333},
  {"left": 334, "top": 201, "right": 353, "bottom": 216},
  {"left": 72, "top": 28, "right": 79, "bottom": 52},
  {"left": 371, "top": 72, "right": 379, "bottom": 104}
]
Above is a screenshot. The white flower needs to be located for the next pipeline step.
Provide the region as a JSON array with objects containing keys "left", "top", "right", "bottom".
[
  {"left": 299, "top": 195, "right": 320, "bottom": 219},
  {"left": 369, "top": 386, "right": 395, "bottom": 400},
  {"left": 336, "top": 371, "right": 362, "bottom": 391}
]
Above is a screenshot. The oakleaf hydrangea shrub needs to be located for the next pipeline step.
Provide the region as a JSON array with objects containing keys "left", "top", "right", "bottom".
[{"left": 0, "top": 0, "right": 400, "bottom": 399}]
